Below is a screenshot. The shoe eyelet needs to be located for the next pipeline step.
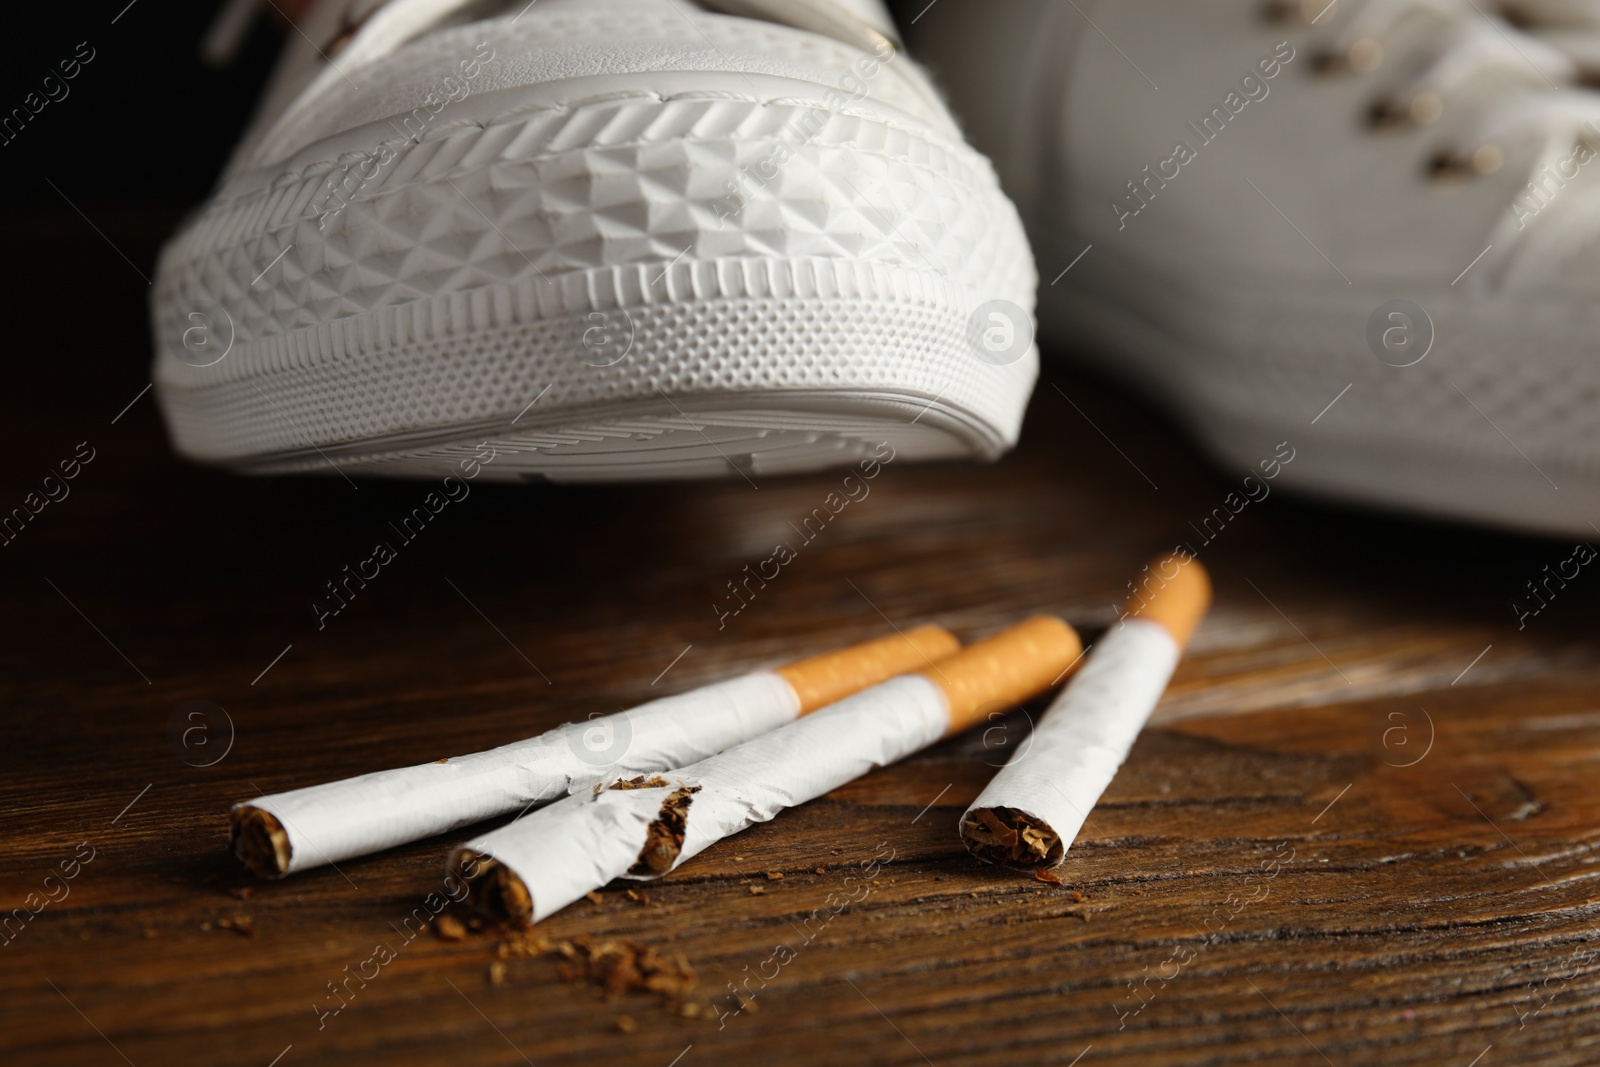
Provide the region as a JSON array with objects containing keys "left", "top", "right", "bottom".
[
  {"left": 1426, "top": 143, "right": 1503, "bottom": 179},
  {"left": 1348, "top": 38, "right": 1383, "bottom": 72},
  {"left": 1472, "top": 144, "right": 1505, "bottom": 174}
]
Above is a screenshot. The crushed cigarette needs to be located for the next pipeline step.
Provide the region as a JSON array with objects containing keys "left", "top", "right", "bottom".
[
  {"left": 629, "top": 784, "right": 701, "bottom": 875},
  {"left": 456, "top": 617, "right": 1080, "bottom": 925},
  {"left": 229, "top": 626, "right": 957, "bottom": 878}
]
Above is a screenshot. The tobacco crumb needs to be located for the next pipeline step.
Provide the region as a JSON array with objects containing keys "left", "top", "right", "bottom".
[
  {"left": 625, "top": 888, "right": 651, "bottom": 906},
  {"left": 962, "top": 807, "right": 1063, "bottom": 868},
  {"left": 200, "top": 921, "right": 213, "bottom": 931},
  {"left": 538, "top": 935, "right": 699, "bottom": 1014},
  {"left": 488, "top": 961, "right": 506, "bottom": 987},
  {"left": 747, "top": 885, "right": 765, "bottom": 896},
  {"left": 143, "top": 927, "right": 159, "bottom": 939},
  {"left": 628, "top": 784, "right": 702, "bottom": 876},
  {"left": 586, "top": 891, "right": 604, "bottom": 905},
  {"left": 764, "top": 871, "right": 783, "bottom": 881},
  {"left": 435, "top": 757, "right": 449, "bottom": 764},
  {"left": 1032, "top": 867, "right": 1065, "bottom": 886},
  {"left": 733, "top": 855, "right": 744, "bottom": 861},
  {"left": 678, "top": 1002, "right": 702, "bottom": 1018},
  {"left": 815, "top": 866, "right": 826, "bottom": 875},
  {"left": 228, "top": 886, "right": 253, "bottom": 901},
  {"left": 499, "top": 929, "right": 551, "bottom": 959},
  {"left": 615, "top": 1014, "right": 638, "bottom": 1033},
  {"left": 217, "top": 914, "right": 256, "bottom": 936},
  {"left": 436, "top": 912, "right": 468, "bottom": 941},
  {"left": 1071, "top": 891, "right": 1085, "bottom": 903}
]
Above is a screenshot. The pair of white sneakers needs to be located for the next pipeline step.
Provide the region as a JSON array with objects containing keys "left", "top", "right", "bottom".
[{"left": 154, "top": 0, "right": 1600, "bottom": 536}]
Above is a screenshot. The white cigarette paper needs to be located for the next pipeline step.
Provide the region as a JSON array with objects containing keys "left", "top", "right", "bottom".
[
  {"left": 961, "top": 553, "right": 1210, "bottom": 868},
  {"left": 239, "top": 672, "right": 798, "bottom": 876},
  {"left": 454, "top": 616, "right": 1083, "bottom": 924},
  {"left": 457, "top": 674, "right": 949, "bottom": 922},
  {"left": 231, "top": 625, "right": 958, "bottom": 877},
  {"left": 962, "top": 620, "right": 1178, "bottom": 866}
]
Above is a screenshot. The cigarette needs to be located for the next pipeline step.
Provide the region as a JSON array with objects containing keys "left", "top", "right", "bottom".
[
  {"left": 229, "top": 624, "right": 958, "bottom": 878},
  {"left": 453, "top": 615, "right": 1082, "bottom": 925},
  {"left": 960, "top": 553, "right": 1211, "bottom": 869}
]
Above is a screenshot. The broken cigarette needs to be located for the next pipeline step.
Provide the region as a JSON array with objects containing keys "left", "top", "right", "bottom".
[
  {"left": 960, "top": 553, "right": 1211, "bottom": 870},
  {"left": 453, "top": 615, "right": 1082, "bottom": 925},
  {"left": 230, "top": 625, "right": 958, "bottom": 878}
]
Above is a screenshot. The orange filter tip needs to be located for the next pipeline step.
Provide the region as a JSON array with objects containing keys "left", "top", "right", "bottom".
[
  {"left": 1120, "top": 553, "right": 1212, "bottom": 649},
  {"left": 777, "top": 623, "right": 960, "bottom": 714},
  {"left": 919, "top": 616, "right": 1082, "bottom": 735}
]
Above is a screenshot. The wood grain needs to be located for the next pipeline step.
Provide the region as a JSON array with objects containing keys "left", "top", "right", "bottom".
[{"left": 3, "top": 291, "right": 1600, "bottom": 1066}]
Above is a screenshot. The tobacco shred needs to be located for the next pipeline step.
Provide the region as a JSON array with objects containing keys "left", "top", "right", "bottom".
[
  {"left": 611, "top": 775, "right": 672, "bottom": 791},
  {"left": 962, "top": 806, "right": 1065, "bottom": 868},
  {"left": 230, "top": 806, "right": 292, "bottom": 878},
  {"left": 627, "top": 783, "right": 701, "bottom": 876},
  {"left": 457, "top": 850, "right": 534, "bottom": 925},
  {"left": 501, "top": 933, "right": 699, "bottom": 1012}
]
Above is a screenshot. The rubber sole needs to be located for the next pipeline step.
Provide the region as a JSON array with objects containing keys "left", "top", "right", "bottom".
[
  {"left": 152, "top": 77, "right": 1038, "bottom": 480},
  {"left": 1038, "top": 230, "right": 1600, "bottom": 538}
]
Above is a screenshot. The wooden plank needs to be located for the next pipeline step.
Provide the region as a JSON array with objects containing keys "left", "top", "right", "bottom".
[{"left": 3, "top": 361, "right": 1599, "bottom": 1066}]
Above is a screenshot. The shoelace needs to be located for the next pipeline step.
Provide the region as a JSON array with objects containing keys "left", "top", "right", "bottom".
[{"left": 1281, "top": 0, "right": 1600, "bottom": 179}]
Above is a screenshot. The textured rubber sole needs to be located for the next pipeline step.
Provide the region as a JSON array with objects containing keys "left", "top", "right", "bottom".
[
  {"left": 152, "top": 79, "right": 1038, "bottom": 479},
  {"left": 158, "top": 258, "right": 1035, "bottom": 479}
]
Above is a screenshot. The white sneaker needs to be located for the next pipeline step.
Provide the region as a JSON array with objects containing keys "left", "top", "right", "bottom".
[
  {"left": 914, "top": 0, "right": 1600, "bottom": 536},
  {"left": 153, "top": 0, "right": 1037, "bottom": 482}
]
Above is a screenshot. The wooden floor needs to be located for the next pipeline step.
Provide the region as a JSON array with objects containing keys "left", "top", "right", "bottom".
[{"left": 5, "top": 278, "right": 1600, "bottom": 1066}]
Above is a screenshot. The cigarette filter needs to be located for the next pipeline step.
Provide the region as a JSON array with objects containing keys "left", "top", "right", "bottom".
[
  {"left": 454, "top": 616, "right": 1081, "bottom": 925},
  {"left": 230, "top": 625, "right": 958, "bottom": 878},
  {"left": 960, "top": 553, "right": 1211, "bottom": 869}
]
